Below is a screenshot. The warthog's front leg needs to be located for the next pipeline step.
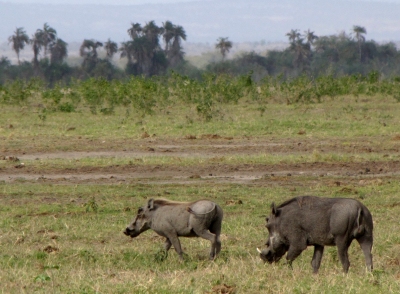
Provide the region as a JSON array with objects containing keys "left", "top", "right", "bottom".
[
  {"left": 164, "top": 238, "right": 172, "bottom": 252},
  {"left": 166, "top": 234, "right": 184, "bottom": 260},
  {"left": 286, "top": 242, "right": 307, "bottom": 268},
  {"left": 311, "top": 245, "right": 324, "bottom": 274}
]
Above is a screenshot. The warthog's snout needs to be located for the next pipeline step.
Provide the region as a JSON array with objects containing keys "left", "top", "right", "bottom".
[
  {"left": 258, "top": 247, "right": 284, "bottom": 263},
  {"left": 123, "top": 227, "right": 139, "bottom": 238},
  {"left": 258, "top": 247, "right": 272, "bottom": 263},
  {"left": 123, "top": 228, "right": 131, "bottom": 236},
  {"left": 258, "top": 248, "right": 268, "bottom": 263}
]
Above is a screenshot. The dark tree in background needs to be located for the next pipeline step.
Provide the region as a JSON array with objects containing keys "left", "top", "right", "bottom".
[
  {"left": 162, "top": 21, "right": 174, "bottom": 53},
  {"left": 104, "top": 39, "right": 118, "bottom": 60},
  {"left": 119, "top": 20, "right": 167, "bottom": 76},
  {"left": 304, "top": 29, "right": 318, "bottom": 47},
  {"left": 163, "top": 21, "right": 186, "bottom": 67},
  {"left": 352, "top": 25, "right": 367, "bottom": 62},
  {"left": 286, "top": 29, "right": 301, "bottom": 44},
  {"left": 3, "top": 22, "right": 400, "bottom": 85},
  {"left": 80, "top": 39, "right": 103, "bottom": 64},
  {"left": 170, "top": 25, "right": 186, "bottom": 65},
  {"left": 8, "top": 27, "right": 30, "bottom": 65},
  {"left": 50, "top": 38, "right": 68, "bottom": 64},
  {"left": 38, "top": 23, "right": 57, "bottom": 58},
  {"left": 31, "top": 30, "right": 44, "bottom": 67},
  {"left": 127, "top": 22, "right": 142, "bottom": 40},
  {"left": 215, "top": 37, "right": 233, "bottom": 60}
]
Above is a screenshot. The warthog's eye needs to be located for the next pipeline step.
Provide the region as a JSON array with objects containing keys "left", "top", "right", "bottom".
[
  {"left": 137, "top": 207, "right": 143, "bottom": 214},
  {"left": 266, "top": 217, "right": 269, "bottom": 222}
]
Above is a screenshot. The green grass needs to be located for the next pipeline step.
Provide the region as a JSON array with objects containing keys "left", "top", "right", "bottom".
[
  {"left": 1, "top": 94, "right": 400, "bottom": 146},
  {"left": 1, "top": 183, "right": 400, "bottom": 293},
  {"left": 1, "top": 85, "right": 400, "bottom": 292},
  {"left": 1, "top": 151, "right": 398, "bottom": 173}
]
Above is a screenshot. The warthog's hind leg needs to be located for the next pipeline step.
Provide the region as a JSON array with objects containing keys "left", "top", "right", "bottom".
[
  {"left": 335, "top": 236, "right": 351, "bottom": 273},
  {"left": 356, "top": 234, "right": 373, "bottom": 272},
  {"left": 209, "top": 220, "right": 222, "bottom": 258},
  {"left": 194, "top": 229, "right": 218, "bottom": 260}
]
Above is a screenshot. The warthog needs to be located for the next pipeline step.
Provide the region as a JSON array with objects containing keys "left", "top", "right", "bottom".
[
  {"left": 123, "top": 198, "right": 223, "bottom": 260},
  {"left": 258, "top": 196, "right": 373, "bottom": 273}
]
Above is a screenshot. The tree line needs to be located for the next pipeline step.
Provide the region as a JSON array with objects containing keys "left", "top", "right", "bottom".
[
  {"left": 2, "top": 23, "right": 400, "bottom": 86},
  {"left": 2, "top": 21, "right": 197, "bottom": 84},
  {"left": 207, "top": 26, "right": 400, "bottom": 80}
]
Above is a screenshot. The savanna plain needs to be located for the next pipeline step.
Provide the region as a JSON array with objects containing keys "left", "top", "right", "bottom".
[{"left": 1, "top": 77, "right": 400, "bottom": 293}]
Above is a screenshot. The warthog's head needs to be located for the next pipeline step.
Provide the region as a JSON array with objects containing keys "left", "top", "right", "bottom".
[
  {"left": 123, "top": 199, "right": 155, "bottom": 238},
  {"left": 258, "top": 202, "right": 288, "bottom": 263}
]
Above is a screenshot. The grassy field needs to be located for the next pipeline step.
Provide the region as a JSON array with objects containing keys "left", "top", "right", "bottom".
[{"left": 1, "top": 83, "right": 400, "bottom": 293}]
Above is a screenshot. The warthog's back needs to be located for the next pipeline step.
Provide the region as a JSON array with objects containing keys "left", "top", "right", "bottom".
[{"left": 188, "top": 200, "right": 216, "bottom": 215}]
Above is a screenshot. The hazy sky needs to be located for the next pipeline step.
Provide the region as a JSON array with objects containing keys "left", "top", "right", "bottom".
[
  {"left": 7, "top": 0, "right": 400, "bottom": 4},
  {"left": 6, "top": 0, "right": 198, "bottom": 4},
  {"left": 1, "top": 0, "right": 400, "bottom": 45}
]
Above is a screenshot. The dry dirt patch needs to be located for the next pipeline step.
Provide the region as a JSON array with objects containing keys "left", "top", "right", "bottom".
[{"left": 1, "top": 137, "right": 399, "bottom": 185}]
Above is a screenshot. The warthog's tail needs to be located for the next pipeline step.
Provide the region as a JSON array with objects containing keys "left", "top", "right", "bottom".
[{"left": 354, "top": 207, "right": 369, "bottom": 237}]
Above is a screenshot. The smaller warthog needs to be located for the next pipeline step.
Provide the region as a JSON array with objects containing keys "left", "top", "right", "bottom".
[
  {"left": 258, "top": 196, "right": 373, "bottom": 273},
  {"left": 123, "top": 198, "right": 223, "bottom": 260}
]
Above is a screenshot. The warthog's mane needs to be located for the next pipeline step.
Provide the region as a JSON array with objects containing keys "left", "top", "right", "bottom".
[
  {"left": 152, "top": 199, "right": 195, "bottom": 206},
  {"left": 278, "top": 196, "right": 318, "bottom": 209}
]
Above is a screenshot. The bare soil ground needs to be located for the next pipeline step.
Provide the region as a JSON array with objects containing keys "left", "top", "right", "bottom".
[{"left": 1, "top": 136, "right": 400, "bottom": 187}]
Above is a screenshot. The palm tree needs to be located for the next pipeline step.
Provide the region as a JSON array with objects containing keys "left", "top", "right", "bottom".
[
  {"left": 352, "top": 25, "right": 366, "bottom": 43},
  {"left": 119, "top": 38, "right": 149, "bottom": 74},
  {"left": 127, "top": 22, "right": 142, "bottom": 40},
  {"left": 286, "top": 29, "right": 301, "bottom": 44},
  {"left": 304, "top": 29, "right": 318, "bottom": 46},
  {"left": 122, "top": 22, "right": 167, "bottom": 76},
  {"left": 31, "top": 30, "right": 44, "bottom": 67},
  {"left": 104, "top": 39, "right": 118, "bottom": 60},
  {"left": 162, "top": 20, "right": 175, "bottom": 52},
  {"left": 170, "top": 25, "right": 186, "bottom": 65},
  {"left": 80, "top": 39, "right": 103, "bottom": 60},
  {"left": 215, "top": 37, "right": 232, "bottom": 60},
  {"left": 8, "top": 27, "right": 30, "bottom": 65},
  {"left": 131, "top": 36, "right": 154, "bottom": 75},
  {"left": 352, "top": 25, "right": 367, "bottom": 62},
  {"left": 143, "top": 21, "right": 162, "bottom": 48},
  {"left": 162, "top": 22, "right": 186, "bottom": 66},
  {"left": 119, "top": 41, "right": 134, "bottom": 65},
  {"left": 50, "top": 38, "right": 68, "bottom": 64},
  {"left": 290, "top": 38, "right": 311, "bottom": 70},
  {"left": 39, "top": 23, "right": 57, "bottom": 58},
  {"left": 80, "top": 39, "right": 103, "bottom": 74}
]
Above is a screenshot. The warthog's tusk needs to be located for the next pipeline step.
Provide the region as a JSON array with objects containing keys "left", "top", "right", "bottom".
[{"left": 257, "top": 248, "right": 262, "bottom": 254}]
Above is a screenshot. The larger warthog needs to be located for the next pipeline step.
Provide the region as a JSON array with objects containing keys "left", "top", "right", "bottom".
[
  {"left": 123, "top": 198, "right": 223, "bottom": 260},
  {"left": 258, "top": 196, "right": 373, "bottom": 273}
]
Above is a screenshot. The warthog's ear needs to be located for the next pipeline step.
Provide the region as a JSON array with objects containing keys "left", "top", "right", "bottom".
[
  {"left": 147, "top": 198, "right": 155, "bottom": 210},
  {"left": 271, "top": 202, "right": 280, "bottom": 216}
]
